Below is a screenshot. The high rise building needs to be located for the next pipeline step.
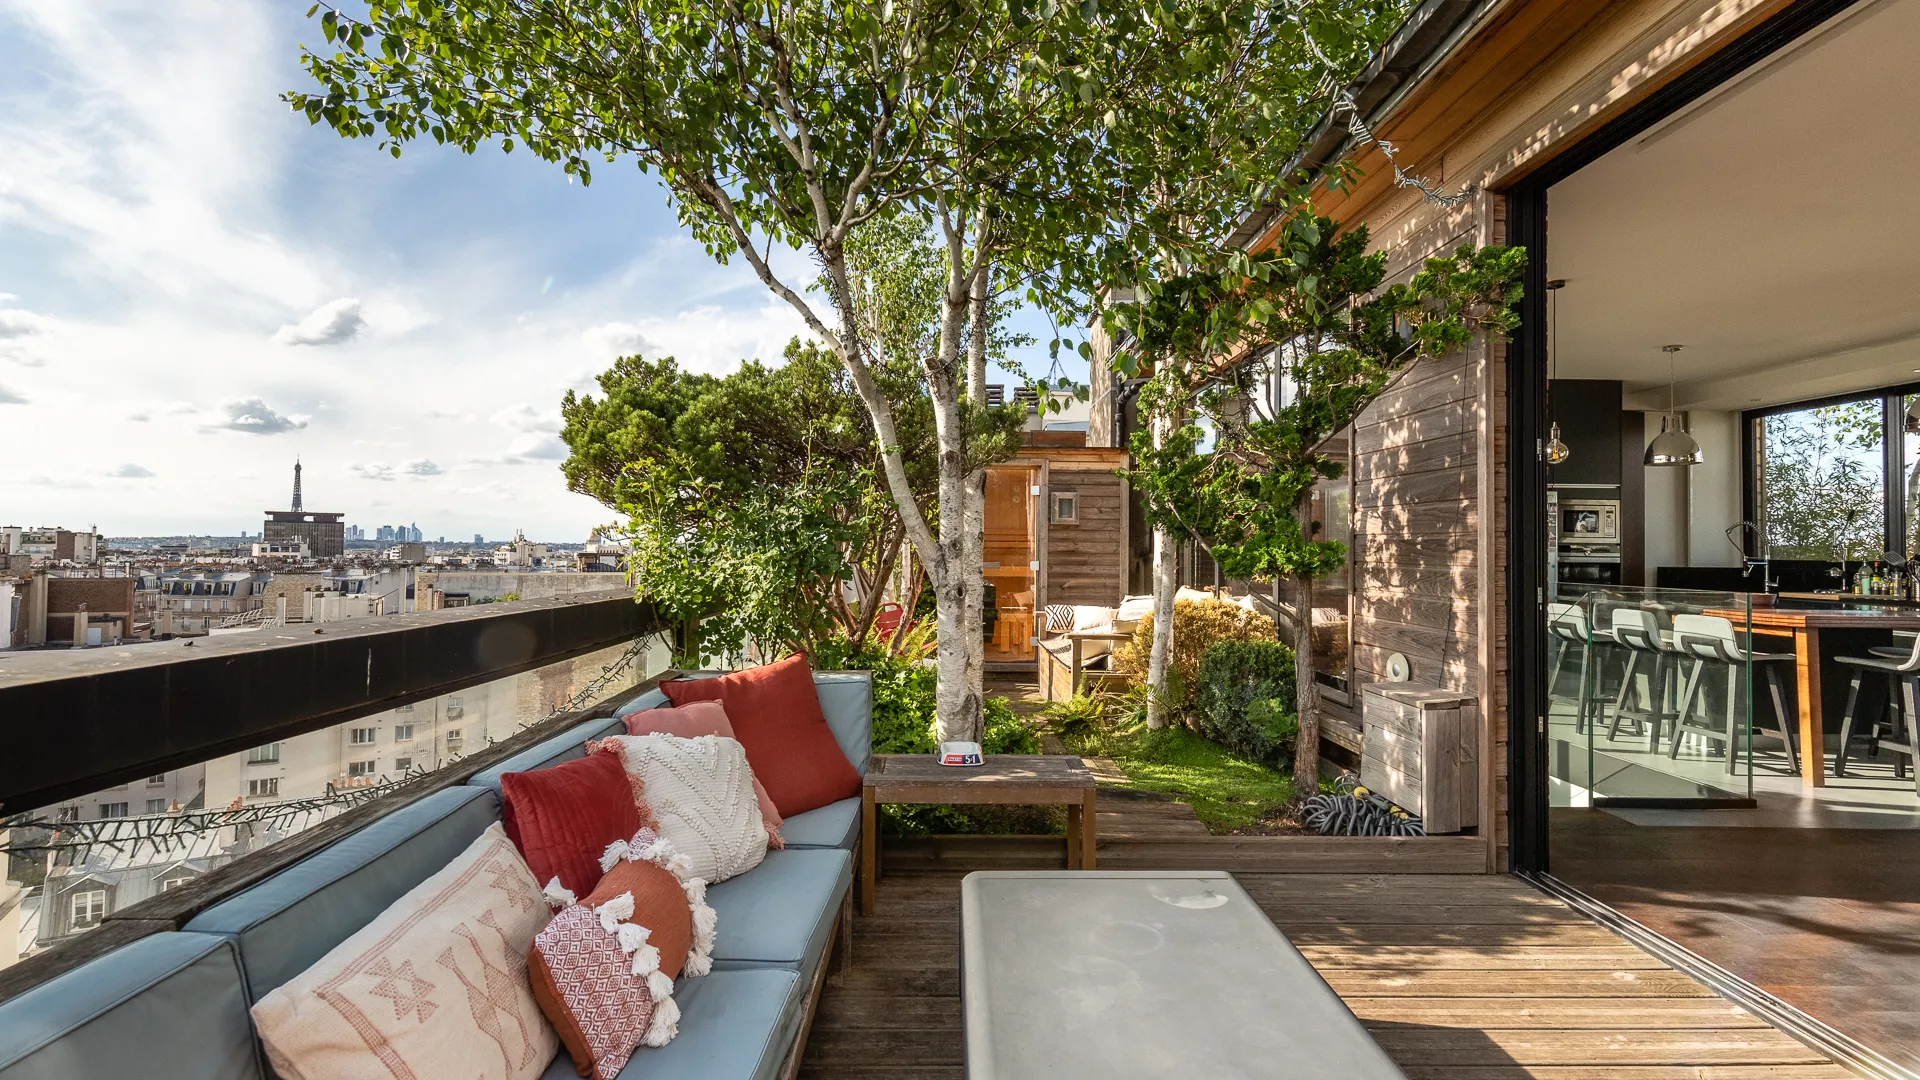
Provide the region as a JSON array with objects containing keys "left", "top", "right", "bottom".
[
  {"left": 375, "top": 525, "right": 396, "bottom": 543},
  {"left": 262, "top": 461, "right": 345, "bottom": 558}
]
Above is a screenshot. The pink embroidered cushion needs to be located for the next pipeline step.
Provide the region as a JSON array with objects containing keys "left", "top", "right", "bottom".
[
  {"left": 623, "top": 700, "right": 784, "bottom": 843},
  {"left": 250, "top": 822, "right": 557, "bottom": 1080},
  {"left": 528, "top": 831, "right": 714, "bottom": 1080}
]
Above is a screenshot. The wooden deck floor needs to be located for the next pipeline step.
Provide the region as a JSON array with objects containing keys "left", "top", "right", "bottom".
[{"left": 800, "top": 871, "right": 1850, "bottom": 1080}]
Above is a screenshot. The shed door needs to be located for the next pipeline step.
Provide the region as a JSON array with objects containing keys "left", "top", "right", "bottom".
[{"left": 984, "top": 464, "right": 1041, "bottom": 662}]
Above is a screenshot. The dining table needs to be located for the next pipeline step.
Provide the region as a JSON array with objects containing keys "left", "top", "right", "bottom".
[{"left": 1705, "top": 601, "right": 1920, "bottom": 787}]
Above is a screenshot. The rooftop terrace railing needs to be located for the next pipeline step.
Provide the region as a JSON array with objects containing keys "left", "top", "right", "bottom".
[{"left": 0, "top": 590, "right": 668, "bottom": 1000}]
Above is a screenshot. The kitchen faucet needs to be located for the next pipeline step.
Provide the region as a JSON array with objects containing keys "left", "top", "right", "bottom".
[{"left": 1726, "top": 521, "right": 1776, "bottom": 592}]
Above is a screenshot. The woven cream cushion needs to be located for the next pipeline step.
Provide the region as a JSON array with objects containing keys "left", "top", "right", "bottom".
[
  {"left": 606, "top": 734, "right": 769, "bottom": 883},
  {"left": 251, "top": 822, "right": 557, "bottom": 1080}
]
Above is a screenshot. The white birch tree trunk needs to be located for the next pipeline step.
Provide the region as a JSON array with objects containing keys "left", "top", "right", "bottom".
[
  {"left": 1145, "top": 406, "right": 1179, "bottom": 730},
  {"left": 962, "top": 236, "right": 992, "bottom": 719}
]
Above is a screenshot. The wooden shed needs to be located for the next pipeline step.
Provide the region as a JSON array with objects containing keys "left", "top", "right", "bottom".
[{"left": 982, "top": 434, "right": 1130, "bottom": 667}]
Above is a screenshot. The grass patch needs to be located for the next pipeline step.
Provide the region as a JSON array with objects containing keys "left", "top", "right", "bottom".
[{"left": 1063, "top": 718, "right": 1297, "bottom": 833}]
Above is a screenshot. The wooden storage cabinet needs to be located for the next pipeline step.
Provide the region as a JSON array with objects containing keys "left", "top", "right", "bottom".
[{"left": 1359, "top": 685, "right": 1479, "bottom": 834}]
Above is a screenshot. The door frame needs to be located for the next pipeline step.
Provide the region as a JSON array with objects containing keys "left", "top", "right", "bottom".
[{"left": 1501, "top": 0, "right": 1866, "bottom": 873}]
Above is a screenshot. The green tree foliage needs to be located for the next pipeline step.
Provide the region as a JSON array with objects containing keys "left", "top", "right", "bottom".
[
  {"left": 560, "top": 341, "right": 929, "bottom": 661},
  {"left": 1108, "top": 205, "right": 1525, "bottom": 779},
  {"left": 1761, "top": 401, "right": 1886, "bottom": 561}
]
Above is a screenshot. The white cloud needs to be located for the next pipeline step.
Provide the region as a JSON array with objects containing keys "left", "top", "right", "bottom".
[
  {"left": 127, "top": 412, "right": 150, "bottom": 422},
  {"left": 581, "top": 302, "right": 811, "bottom": 375},
  {"left": 0, "top": 307, "right": 49, "bottom": 339},
  {"left": 0, "top": 383, "right": 28, "bottom": 404},
  {"left": 273, "top": 298, "right": 365, "bottom": 346},
  {"left": 349, "top": 462, "right": 396, "bottom": 482},
  {"left": 506, "top": 432, "right": 568, "bottom": 460},
  {"left": 107, "top": 463, "right": 155, "bottom": 478},
  {"left": 491, "top": 403, "right": 561, "bottom": 433},
  {"left": 584, "top": 322, "right": 656, "bottom": 357},
  {"left": 403, "top": 458, "right": 442, "bottom": 477},
  {"left": 203, "top": 397, "right": 307, "bottom": 434}
]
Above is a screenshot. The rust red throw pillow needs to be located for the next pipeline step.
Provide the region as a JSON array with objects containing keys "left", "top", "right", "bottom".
[
  {"left": 660, "top": 653, "right": 861, "bottom": 817},
  {"left": 500, "top": 751, "right": 643, "bottom": 900}
]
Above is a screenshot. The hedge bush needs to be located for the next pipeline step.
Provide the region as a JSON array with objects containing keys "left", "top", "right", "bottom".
[
  {"left": 1113, "top": 599, "right": 1279, "bottom": 721},
  {"left": 1193, "top": 639, "right": 1299, "bottom": 763}
]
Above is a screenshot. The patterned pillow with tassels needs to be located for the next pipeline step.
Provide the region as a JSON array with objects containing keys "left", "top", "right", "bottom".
[{"left": 526, "top": 827, "right": 718, "bottom": 1079}]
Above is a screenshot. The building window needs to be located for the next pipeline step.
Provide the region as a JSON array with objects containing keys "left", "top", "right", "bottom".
[
  {"left": 444, "top": 728, "right": 463, "bottom": 746},
  {"left": 349, "top": 727, "right": 378, "bottom": 745},
  {"left": 98, "top": 802, "right": 128, "bottom": 818},
  {"left": 395, "top": 703, "right": 414, "bottom": 713},
  {"left": 70, "top": 889, "right": 108, "bottom": 928},
  {"left": 346, "top": 760, "right": 376, "bottom": 779},
  {"left": 1754, "top": 397, "right": 1887, "bottom": 561},
  {"left": 158, "top": 875, "right": 194, "bottom": 892},
  {"left": 445, "top": 697, "right": 464, "bottom": 720},
  {"left": 248, "top": 777, "right": 280, "bottom": 798},
  {"left": 1308, "top": 425, "right": 1354, "bottom": 694},
  {"left": 1050, "top": 491, "right": 1079, "bottom": 524},
  {"left": 248, "top": 743, "right": 281, "bottom": 765},
  {"left": 393, "top": 723, "right": 415, "bottom": 742},
  {"left": 146, "top": 798, "right": 168, "bottom": 814},
  {"left": 393, "top": 756, "right": 414, "bottom": 773},
  {"left": 147, "top": 773, "right": 166, "bottom": 786},
  {"left": 56, "top": 806, "right": 81, "bottom": 823}
]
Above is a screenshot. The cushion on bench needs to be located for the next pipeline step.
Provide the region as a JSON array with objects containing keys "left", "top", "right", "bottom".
[
  {"left": 620, "top": 672, "right": 872, "bottom": 777},
  {"left": 182, "top": 785, "right": 500, "bottom": 1001},
  {"left": 539, "top": 968, "right": 804, "bottom": 1080},
  {"left": 812, "top": 671, "right": 873, "bottom": 776},
  {"left": 777, "top": 796, "right": 860, "bottom": 850},
  {"left": 0, "top": 932, "right": 261, "bottom": 1080},
  {"left": 703, "top": 848, "right": 851, "bottom": 973},
  {"left": 466, "top": 716, "right": 625, "bottom": 793}
]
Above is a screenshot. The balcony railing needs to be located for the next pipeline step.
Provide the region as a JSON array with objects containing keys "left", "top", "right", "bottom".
[{"left": 0, "top": 589, "right": 666, "bottom": 999}]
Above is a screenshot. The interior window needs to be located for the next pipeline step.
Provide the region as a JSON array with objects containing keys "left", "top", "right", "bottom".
[{"left": 1758, "top": 399, "right": 1885, "bottom": 560}]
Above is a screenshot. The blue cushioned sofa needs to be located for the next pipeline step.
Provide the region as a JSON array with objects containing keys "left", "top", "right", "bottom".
[{"left": 0, "top": 671, "right": 871, "bottom": 1080}]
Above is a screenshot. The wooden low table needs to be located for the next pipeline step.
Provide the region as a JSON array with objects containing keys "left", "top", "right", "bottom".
[
  {"left": 960, "top": 871, "right": 1407, "bottom": 1079},
  {"left": 860, "top": 754, "right": 1096, "bottom": 913}
]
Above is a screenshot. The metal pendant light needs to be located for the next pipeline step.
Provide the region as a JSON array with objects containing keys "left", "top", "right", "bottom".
[
  {"left": 1544, "top": 280, "right": 1570, "bottom": 465},
  {"left": 1645, "top": 344, "right": 1703, "bottom": 467}
]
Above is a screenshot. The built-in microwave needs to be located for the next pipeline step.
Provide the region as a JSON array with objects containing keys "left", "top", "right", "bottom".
[{"left": 1559, "top": 499, "right": 1620, "bottom": 544}]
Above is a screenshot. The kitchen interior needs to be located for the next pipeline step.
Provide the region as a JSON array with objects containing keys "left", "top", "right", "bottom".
[{"left": 1528, "top": 0, "right": 1920, "bottom": 1066}]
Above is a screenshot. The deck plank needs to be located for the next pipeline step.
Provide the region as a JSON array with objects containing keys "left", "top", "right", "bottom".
[{"left": 800, "top": 871, "right": 1841, "bottom": 1078}]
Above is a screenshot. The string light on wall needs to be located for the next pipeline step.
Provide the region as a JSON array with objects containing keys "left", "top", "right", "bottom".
[
  {"left": 1645, "top": 344, "right": 1704, "bottom": 466},
  {"left": 1544, "top": 279, "right": 1570, "bottom": 465}
]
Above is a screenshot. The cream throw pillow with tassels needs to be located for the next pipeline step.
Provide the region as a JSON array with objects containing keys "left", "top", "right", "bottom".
[
  {"left": 599, "top": 733, "right": 769, "bottom": 883},
  {"left": 251, "top": 822, "right": 557, "bottom": 1080}
]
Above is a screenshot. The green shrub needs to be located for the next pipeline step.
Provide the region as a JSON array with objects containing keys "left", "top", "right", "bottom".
[
  {"left": 1039, "top": 692, "right": 1111, "bottom": 740},
  {"left": 1194, "top": 639, "right": 1298, "bottom": 763},
  {"left": 1113, "top": 599, "right": 1278, "bottom": 721}
]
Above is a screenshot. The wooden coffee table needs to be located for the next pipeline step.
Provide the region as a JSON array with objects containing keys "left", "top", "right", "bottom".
[{"left": 860, "top": 754, "right": 1096, "bottom": 913}]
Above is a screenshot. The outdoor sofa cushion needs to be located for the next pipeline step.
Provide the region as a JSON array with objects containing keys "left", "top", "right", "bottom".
[
  {"left": 248, "top": 822, "right": 556, "bottom": 1080},
  {"left": 776, "top": 796, "right": 860, "bottom": 851},
  {"left": 537, "top": 969, "right": 804, "bottom": 1080},
  {"left": 596, "top": 735, "right": 770, "bottom": 883},
  {"left": 703, "top": 848, "right": 851, "bottom": 972},
  {"left": 622, "top": 700, "right": 783, "bottom": 835},
  {"left": 501, "top": 750, "right": 644, "bottom": 898},
  {"left": 469, "top": 717, "right": 625, "bottom": 794},
  {"left": 183, "top": 785, "right": 501, "bottom": 1002},
  {"left": 617, "top": 670, "right": 872, "bottom": 778},
  {"left": 0, "top": 932, "right": 261, "bottom": 1080},
  {"left": 661, "top": 655, "right": 862, "bottom": 817}
]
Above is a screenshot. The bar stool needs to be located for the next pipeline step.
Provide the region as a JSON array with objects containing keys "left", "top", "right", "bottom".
[
  {"left": 1668, "top": 614, "right": 1800, "bottom": 775},
  {"left": 1835, "top": 636, "right": 1920, "bottom": 792},
  {"left": 1609, "top": 606, "right": 1677, "bottom": 751},
  {"left": 1549, "top": 602, "right": 1621, "bottom": 734}
]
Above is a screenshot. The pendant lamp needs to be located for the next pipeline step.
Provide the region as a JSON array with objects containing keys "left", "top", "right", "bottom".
[
  {"left": 1645, "top": 344, "right": 1703, "bottom": 467},
  {"left": 1544, "top": 280, "right": 1570, "bottom": 465}
]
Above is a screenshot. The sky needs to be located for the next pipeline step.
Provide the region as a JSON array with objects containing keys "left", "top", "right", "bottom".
[{"left": 0, "top": 2, "right": 1074, "bottom": 542}]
